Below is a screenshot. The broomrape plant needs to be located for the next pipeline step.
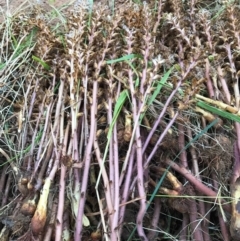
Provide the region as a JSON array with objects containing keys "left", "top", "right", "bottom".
[{"left": 0, "top": 0, "right": 240, "bottom": 240}]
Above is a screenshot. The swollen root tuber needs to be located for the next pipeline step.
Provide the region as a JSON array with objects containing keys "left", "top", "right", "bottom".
[
  {"left": 31, "top": 178, "right": 51, "bottom": 235},
  {"left": 21, "top": 194, "right": 38, "bottom": 216}
]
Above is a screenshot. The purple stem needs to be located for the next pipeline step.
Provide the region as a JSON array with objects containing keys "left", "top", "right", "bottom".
[
  {"left": 55, "top": 122, "right": 70, "bottom": 241},
  {"left": 205, "top": 59, "right": 215, "bottom": 99},
  {"left": 93, "top": 139, "right": 114, "bottom": 232},
  {"left": 127, "top": 61, "right": 147, "bottom": 241},
  {"left": 187, "top": 128, "right": 200, "bottom": 176},
  {"left": 217, "top": 66, "right": 231, "bottom": 103},
  {"left": 179, "top": 213, "right": 189, "bottom": 241},
  {"left": 119, "top": 144, "right": 135, "bottom": 225},
  {"left": 188, "top": 198, "right": 203, "bottom": 241},
  {"left": 75, "top": 80, "right": 98, "bottom": 240},
  {"left": 225, "top": 43, "right": 239, "bottom": 108},
  {"left": 35, "top": 142, "right": 54, "bottom": 191},
  {"left": 112, "top": 122, "right": 120, "bottom": 237},
  {"left": 107, "top": 78, "right": 114, "bottom": 202},
  {"left": 147, "top": 197, "right": 161, "bottom": 239},
  {"left": 198, "top": 199, "right": 211, "bottom": 241},
  {"left": 178, "top": 123, "right": 188, "bottom": 168},
  {"left": 145, "top": 111, "right": 179, "bottom": 167},
  {"left": 212, "top": 174, "right": 230, "bottom": 241},
  {"left": 128, "top": 84, "right": 147, "bottom": 239},
  {"left": 232, "top": 141, "right": 240, "bottom": 184},
  {"left": 218, "top": 210, "right": 230, "bottom": 241}
]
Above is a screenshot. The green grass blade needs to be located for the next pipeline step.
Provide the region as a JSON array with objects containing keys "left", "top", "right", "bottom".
[
  {"left": 112, "top": 90, "right": 128, "bottom": 121},
  {"left": 196, "top": 100, "right": 240, "bottom": 123},
  {"left": 106, "top": 54, "right": 142, "bottom": 64},
  {"left": 109, "top": 89, "right": 128, "bottom": 138},
  {"left": 138, "top": 67, "right": 173, "bottom": 124},
  {"left": 11, "top": 28, "right": 37, "bottom": 56},
  {"left": 96, "top": 89, "right": 128, "bottom": 186},
  {"left": 32, "top": 55, "right": 51, "bottom": 70},
  {"left": 147, "top": 67, "right": 173, "bottom": 106},
  {"left": 126, "top": 60, "right": 140, "bottom": 88}
]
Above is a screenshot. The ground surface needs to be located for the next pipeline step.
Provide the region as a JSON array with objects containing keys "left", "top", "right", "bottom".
[
  {"left": 0, "top": 0, "right": 72, "bottom": 9},
  {"left": 0, "top": 0, "right": 75, "bottom": 20}
]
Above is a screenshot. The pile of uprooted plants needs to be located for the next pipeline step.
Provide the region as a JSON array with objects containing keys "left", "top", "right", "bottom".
[{"left": 0, "top": 0, "right": 240, "bottom": 240}]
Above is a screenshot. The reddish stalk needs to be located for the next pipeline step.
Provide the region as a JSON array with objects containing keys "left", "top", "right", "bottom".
[
  {"left": 201, "top": 202, "right": 213, "bottom": 241},
  {"left": 106, "top": 64, "right": 121, "bottom": 223},
  {"left": 35, "top": 142, "right": 54, "bottom": 191},
  {"left": 178, "top": 123, "right": 188, "bottom": 168},
  {"left": 119, "top": 144, "right": 135, "bottom": 225},
  {"left": 93, "top": 139, "right": 114, "bottom": 234},
  {"left": 225, "top": 43, "right": 239, "bottom": 108},
  {"left": 218, "top": 209, "right": 230, "bottom": 241},
  {"left": 165, "top": 158, "right": 231, "bottom": 213},
  {"left": 107, "top": 87, "right": 114, "bottom": 202},
  {"left": 212, "top": 174, "right": 230, "bottom": 241},
  {"left": 232, "top": 141, "right": 240, "bottom": 184},
  {"left": 111, "top": 80, "right": 122, "bottom": 238},
  {"left": 177, "top": 123, "right": 203, "bottom": 241},
  {"left": 145, "top": 111, "right": 179, "bottom": 167},
  {"left": 55, "top": 122, "right": 70, "bottom": 241},
  {"left": 217, "top": 66, "right": 231, "bottom": 104},
  {"left": 75, "top": 80, "right": 98, "bottom": 240},
  {"left": 188, "top": 198, "right": 203, "bottom": 241},
  {"left": 198, "top": 199, "right": 211, "bottom": 241},
  {"left": 122, "top": 26, "right": 147, "bottom": 239},
  {"left": 205, "top": 58, "right": 215, "bottom": 99},
  {"left": 179, "top": 213, "right": 189, "bottom": 241},
  {"left": 129, "top": 76, "right": 147, "bottom": 240},
  {"left": 147, "top": 197, "right": 161, "bottom": 240},
  {"left": 112, "top": 121, "right": 120, "bottom": 238},
  {"left": 187, "top": 128, "right": 211, "bottom": 241},
  {"left": 62, "top": 205, "right": 71, "bottom": 240}
]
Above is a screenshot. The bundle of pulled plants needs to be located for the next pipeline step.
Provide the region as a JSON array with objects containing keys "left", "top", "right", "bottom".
[{"left": 0, "top": 0, "right": 240, "bottom": 240}]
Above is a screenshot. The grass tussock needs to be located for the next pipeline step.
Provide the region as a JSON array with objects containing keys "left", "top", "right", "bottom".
[{"left": 0, "top": 0, "right": 240, "bottom": 240}]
